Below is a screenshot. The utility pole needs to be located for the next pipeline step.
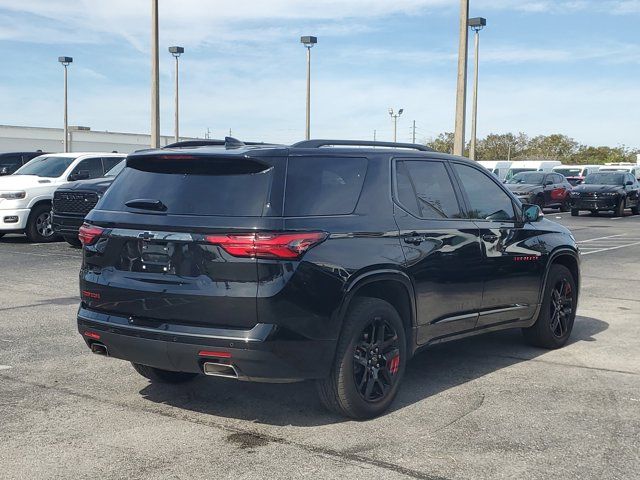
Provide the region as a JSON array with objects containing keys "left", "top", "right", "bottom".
[
  {"left": 58, "top": 56, "right": 73, "bottom": 153},
  {"left": 373, "top": 129, "right": 377, "bottom": 142},
  {"left": 453, "top": 0, "right": 469, "bottom": 156},
  {"left": 169, "top": 46, "right": 184, "bottom": 144},
  {"left": 300, "top": 36, "right": 318, "bottom": 140},
  {"left": 411, "top": 120, "right": 417, "bottom": 144},
  {"left": 468, "top": 17, "right": 487, "bottom": 161},
  {"left": 150, "top": 0, "right": 160, "bottom": 148}
]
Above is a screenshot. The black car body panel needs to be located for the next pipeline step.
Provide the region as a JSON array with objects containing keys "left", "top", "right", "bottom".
[
  {"left": 77, "top": 142, "right": 580, "bottom": 382},
  {"left": 569, "top": 173, "right": 640, "bottom": 212},
  {"left": 505, "top": 172, "right": 572, "bottom": 209}
]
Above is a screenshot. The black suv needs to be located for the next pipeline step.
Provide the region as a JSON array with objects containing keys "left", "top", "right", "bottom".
[
  {"left": 569, "top": 171, "right": 640, "bottom": 217},
  {"left": 505, "top": 172, "right": 572, "bottom": 211},
  {"left": 0, "top": 151, "right": 47, "bottom": 175},
  {"left": 77, "top": 139, "right": 580, "bottom": 419},
  {"left": 52, "top": 159, "right": 126, "bottom": 246}
]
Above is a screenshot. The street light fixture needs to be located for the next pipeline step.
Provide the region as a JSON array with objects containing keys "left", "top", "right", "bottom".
[
  {"left": 58, "top": 56, "right": 73, "bottom": 153},
  {"left": 389, "top": 108, "right": 404, "bottom": 142},
  {"left": 169, "top": 46, "right": 185, "bottom": 143},
  {"left": 300, "top": 35, "right": 317, "bottom": 140},
  {"left": 468, "top": 17, "right": 487, "bottom": 161}
]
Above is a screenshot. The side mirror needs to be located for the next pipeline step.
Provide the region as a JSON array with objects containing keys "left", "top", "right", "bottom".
[
  {"left": 625, "top": 180, "right": 633, "bottom": 186},
  {"left": 69, "top": 170, "right": 90, "bottom": 181},
  {"left": 522, "top": 204, "right": 543, "bottom": 222}
]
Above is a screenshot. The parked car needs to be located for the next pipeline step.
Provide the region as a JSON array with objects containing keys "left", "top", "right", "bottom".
[
  {"left": 52, "top": 159, "right": 126, "bottom": 246},
  {"left": 552, "top": 165, "right": 600, "bottom": 186},
  {"left": 569, "top": 172, "right": 640, "bottom": 216},
  {"left": 0, "top": 151, "right": 47, "bottom": 175},
  {"left": 505, "top": 171, "right": 572, "bottom": 211},
  {"left": 0, "top": 152, "right": 126, "bottom": 242},
  {"left": 77, "top": 138, "right": 580, "bottom": 419},
  {"left": 599, "top": 164, "right": 640, "bottom": 182},
  {"left": 504, "top": 160, "right": 562, "bottom": 181},
  {"left": 478, "top": 160, "right": 512, "bottom": 181}
]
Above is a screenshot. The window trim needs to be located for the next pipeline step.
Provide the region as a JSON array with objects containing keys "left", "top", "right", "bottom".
[
  {"left": 391, "top": 157, "right": 466, "bottom": 221},
  {"left": 449, "top": 160, "right": 521, "bottom": 223}
]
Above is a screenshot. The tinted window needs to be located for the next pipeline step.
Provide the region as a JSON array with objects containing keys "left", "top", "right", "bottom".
[
  {"left": 103, "top": 157, "right": 123, "bottom": 172},
  {"left": 395, "top": 160, "right": 461, "bottom": 219},
  {"left": 453, "top": 163, "right": 516, "bottom": 221},
  {"left": 506, "top": 172, "right": 544, "bottom": 185},
  {"left": 0, "top": 154, "right": 22, "bottom": 174},
  {"left": 100, "top": 158, "right": 273, "bottom": 217},
  {"left": 584, "top": 173, "right": 624, "bottom": 185},
  {"left": 14, "top": 155, "right": 75, "bottom": 178},
  {"left": 70, "top": 157, "right": 104, "bottom": 179},
  {"left": 105, "top": 160, "right": 125, "bottom": 177},
  {"left": 554, "top": 168, "right": 582, "bottom": 177},
  {"left": 285, "top": 157, "right": 367, "bottom": 216}
]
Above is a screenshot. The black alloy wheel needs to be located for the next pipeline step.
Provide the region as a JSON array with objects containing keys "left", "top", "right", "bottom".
[
  {"left": 317, "top": 297, "right": 406, "bottom": 419},
  {"left": 352, "top": 317, "right": 401, "bottom": 402},
  {"left": 549, "top": 278, "right": 574, "bottom": 339}
]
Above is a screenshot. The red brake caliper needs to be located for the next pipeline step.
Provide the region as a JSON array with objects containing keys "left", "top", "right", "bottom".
[{"left": 389, "top": 353, "right": 400, "bottom": 375}]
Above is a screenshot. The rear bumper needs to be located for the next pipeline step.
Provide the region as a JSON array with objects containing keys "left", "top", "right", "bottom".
[
  {"left": 52, "top": 213, "right": 84, "bottom": 236},
  {"left": 77, "top": 306, "right": 335, "bottom": 382},
  {"left": 0, "top": 207, "right": 29, "bottom": 230}
]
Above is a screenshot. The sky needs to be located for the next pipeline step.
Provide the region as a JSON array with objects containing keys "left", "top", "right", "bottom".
[{"left": 0, "top": 0, "right": 638, "bottom": 147}]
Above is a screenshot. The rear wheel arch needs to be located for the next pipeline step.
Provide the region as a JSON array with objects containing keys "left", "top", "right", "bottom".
[
  {"left": 339, "top": 272, "right": 416, "bottom": 352},
  {"left": 547, "top": 250, "right": 580, "bottom": 295}
]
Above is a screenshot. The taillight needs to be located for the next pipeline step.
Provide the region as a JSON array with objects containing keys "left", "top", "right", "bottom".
[
  {"left": 78, "top": 223, "right": 104, "bottom": 246},
  {"left": 205, "top": 232, "right": 327, "bottom": 259}
]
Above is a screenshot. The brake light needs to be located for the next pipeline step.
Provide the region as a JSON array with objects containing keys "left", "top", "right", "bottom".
[
  {"left": 198, "top": 350, "right": 232, "bottom": 359},
  {"left": 84, "top": 331, "right": 101, "bottom": 340},
  {"left": 205, "top": 232, "right": 327, "bottom": 259},
  {"left": 78, "top": 223, "right": 104, "bottom": 246}
]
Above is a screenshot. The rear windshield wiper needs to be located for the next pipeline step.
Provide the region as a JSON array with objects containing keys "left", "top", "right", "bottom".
[{"left": 125, "top": 199, "right": 168, "bottom": 212}]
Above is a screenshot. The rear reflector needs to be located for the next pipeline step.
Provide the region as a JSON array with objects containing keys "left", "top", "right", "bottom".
[
  {"left": 205, "top": 232, "right": 327, "bottom": 259},
  {"left": 198, "top": 350, "right": 232, "bottom": 359},
  {"left": 84, "top": 331, "right": 101, "bottom": 340},
  {"left": 79, "top": 223, "right": 104, "bottom": 246}
]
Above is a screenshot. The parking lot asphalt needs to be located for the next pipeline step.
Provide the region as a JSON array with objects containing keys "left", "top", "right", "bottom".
[{"left": 1, "top": 211, "right": 639, "bottom": 480}]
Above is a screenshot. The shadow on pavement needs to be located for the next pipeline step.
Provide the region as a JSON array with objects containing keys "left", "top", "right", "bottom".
[{"left": 138, "top": 315, "right": 608, "bottom": 427}]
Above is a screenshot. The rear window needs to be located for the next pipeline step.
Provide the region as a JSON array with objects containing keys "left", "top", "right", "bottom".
[
  {"left": 285, "top": 156, "right": 367, "bottom": 216},
  {"left": 99, "top": 157, "right": 273, "bottom": 217}
]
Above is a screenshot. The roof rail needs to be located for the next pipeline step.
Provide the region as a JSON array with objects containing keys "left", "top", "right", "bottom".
[
  {"left": 291, "top": 139, "right": 433, "bottom": 152},
  {"left": 163, "top": 139, "right": 225, "bottom": 148}
]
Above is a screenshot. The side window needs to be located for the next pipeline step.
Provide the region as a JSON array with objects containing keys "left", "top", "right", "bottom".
[
  {"left": 554, "top": 174, "right": 564, "bottom": 184},
  {"left": 102, "top": 157, "right": 122, "bottom": 173},
  {"left": 453, "top": 163, "right": 516, "bottom": 222},
  {"left": 70, "top": 157, "right": 103, "bottom": 179},
  {"left": 395, "top": 160, "right": 461, "bottom": 219},
  {"left": 0, "top": 154, "right": 22, "bottom": 174},
  {"left": 285, "top": 156, "right": 367, "bottom": 216}
]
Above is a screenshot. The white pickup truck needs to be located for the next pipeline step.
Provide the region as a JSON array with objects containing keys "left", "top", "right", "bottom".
[{"left": 0, "top": 152, "right": 125, "bottom": 242}]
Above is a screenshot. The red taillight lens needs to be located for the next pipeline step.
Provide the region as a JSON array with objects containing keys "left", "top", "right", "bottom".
[
  {"left": 84, "top": 331, "right": 101, "bottom": 340},
  {"left": 205, "top": 232, "right": 327, "bottom": 259},
  {"left": 198, "top": 350, "right": 232, "bottom": 359},
  {"left": 78, "top": 223, "right": 104, "bottom": 246}
]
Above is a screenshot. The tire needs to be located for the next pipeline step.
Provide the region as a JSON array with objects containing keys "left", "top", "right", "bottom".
[
  {"left": 131, "top": 363, "right": 199, "bottom": 384},
  {"left": 614, "top": 198, "right": 625, "bottom": 217},
  {"left": 316, "top": 297, "right": 407, "bottom": 419},
  {"left": 590, "top": 210, "right": 598, "bottom": 216},
  {"left": 631, "top": 204, "right": 639, "bottom": 215},
  {"left": 570, "top": 209, "right": 580, "bottom": 217},
  {"left": 535, "top": 195, "right": 545, "bottom": 209},
  {"left": 559, "top": 200, "right": 570, "bottom": 212},
  {"left": 522, "top": 264, "right": 577, "bottom": 349},
  {"left": 25, "top": 204, "right": 58, "bottom": 243},
  {"left": 63, "top": 235, "right": 82, "bottom": 247},
  {"left": 0, "top": 233, "right": 4, "bottom": 239}
]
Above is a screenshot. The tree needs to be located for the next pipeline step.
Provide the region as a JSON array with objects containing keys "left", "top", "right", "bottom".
[
  {"left": 426, "top": 132, "right": 455, "bottom": 154},
  {"left": 525, "top": 134, "right": 578, "bottom": 160},
  {"left": 475, "top": 132, "right": 528, "bottom": 160}
]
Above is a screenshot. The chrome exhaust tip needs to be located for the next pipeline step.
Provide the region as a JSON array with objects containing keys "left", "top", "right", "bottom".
[
  {"left": 203, "top": 362, "right": 238, "bottom": 379},
  {"left": 90, "top": 342, "right": 109, "bottom": 356}
]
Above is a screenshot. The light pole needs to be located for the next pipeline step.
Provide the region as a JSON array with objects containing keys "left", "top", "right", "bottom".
[
  {"left": 300, "top": 36, "right": 317, "bottom": 140},
  {"left": 150, "top": 0, "right": 160, "bottom": 148},
  {"left": 468, "top": 17, "right": 487, "bottom": 161},
  {"left": 58, "top": 56, "right": 73, "bottom": 153},
  {"left": 169, "top": 46, "right": 184, "bottom": 143},
  {"left": 389, "top": 108, "right": 404, "bottom": 142},
  {"left": 453, "top": 0, "right": 470, "bottom": 156}
]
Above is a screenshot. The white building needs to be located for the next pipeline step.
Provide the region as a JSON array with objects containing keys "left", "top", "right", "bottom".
[{"left": 0, "top": 124, "right": 198, "bottom": 154}]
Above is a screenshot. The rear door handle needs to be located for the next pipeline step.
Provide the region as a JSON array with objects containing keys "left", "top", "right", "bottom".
[
  {"left": 482, "top": 233, "right": 499, "bottom": 242},
  {"left": 404, "top": 233, "right": 443, "bottom": 248}
]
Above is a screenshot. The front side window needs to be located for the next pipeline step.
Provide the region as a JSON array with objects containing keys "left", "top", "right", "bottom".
[
  {"left": 506, "top": 172, "right": 545, "bottom": 185},
  {"left": 453, "top": 163, "right": 516, "bottom": 221},
  {"left": 14, "top": 155, "right": 75, "bottom": 178},
  {"left": 70, "top": 157, "right": 104, "bottom": 180},
  {"left": 584, "top": 173, "right": 624, "bottom": 185},
  {"left": 395, "top": 160, "right": 461, "bottom": 219}
]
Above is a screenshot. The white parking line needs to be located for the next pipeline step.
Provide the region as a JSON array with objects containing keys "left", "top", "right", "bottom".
[
  {"left": 581, "top": 241, "right": 640, "bottom": 256},
  {"left": 577, "top": 234, "right": 626, "bottom": 243}
]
